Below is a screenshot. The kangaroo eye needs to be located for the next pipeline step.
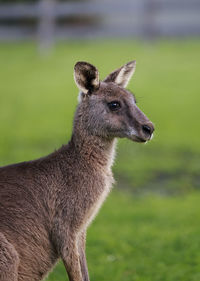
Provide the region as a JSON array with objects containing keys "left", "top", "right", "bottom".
[{"left": 107, "top": 101, "right": 121, "bottom": 111}]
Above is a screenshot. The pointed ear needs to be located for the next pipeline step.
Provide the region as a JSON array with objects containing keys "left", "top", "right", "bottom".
[
  {"left": 104, "top": 60, "right": 136, "bottom": 88},
  {"left": 74, "top": 61, "right": 100, "bottom": 94}
]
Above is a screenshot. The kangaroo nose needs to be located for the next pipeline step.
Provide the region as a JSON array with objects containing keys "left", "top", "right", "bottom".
[{"left": 142, "top": 123, "right": 154, "bottom": 137}]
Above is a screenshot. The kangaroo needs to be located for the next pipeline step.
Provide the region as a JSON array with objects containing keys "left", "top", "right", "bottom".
[{"left": 0, "top": 61, "right": 154, "bottom": 281}]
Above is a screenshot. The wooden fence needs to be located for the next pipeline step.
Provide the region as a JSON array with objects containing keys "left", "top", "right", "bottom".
[{"left": 0, "top": 0, "right": 200, "bottom": 45}]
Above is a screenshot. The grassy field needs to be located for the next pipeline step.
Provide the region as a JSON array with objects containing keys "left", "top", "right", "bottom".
[
  {"left": 0, "top": 40, "right": 200, "bottom": 190},
  {"left": 0, "top": 40, "right": 200, "bottom": 280},
  {"left": 48, "top": 191, "right": 200, "bottom": 281}
]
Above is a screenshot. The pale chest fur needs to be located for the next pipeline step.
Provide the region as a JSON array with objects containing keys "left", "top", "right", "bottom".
[
  {"left": 76, "top": 139, "right": 117, "bottom": 231},
  {"left": 83, "top": 170, "right": 114, "bottom": 229}
]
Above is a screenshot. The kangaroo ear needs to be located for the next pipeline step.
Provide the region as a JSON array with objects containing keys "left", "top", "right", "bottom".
[
  {"left": 104, "top": 60, "right": 136, "bottom": 88},
  {"left": 74, "top": 62, "right": 100, "bottom": 94}
]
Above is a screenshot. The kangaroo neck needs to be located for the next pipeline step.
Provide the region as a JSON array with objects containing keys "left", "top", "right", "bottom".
[{"left": 70, "top": 127, "right": 117, "bottom": 170}]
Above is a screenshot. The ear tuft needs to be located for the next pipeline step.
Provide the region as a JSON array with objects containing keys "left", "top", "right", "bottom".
[
  {"left": 104, "top": 60, "right": 136, "bottom": 88},
  {"left": 74, "top": 61, "right": 100, "bottom": 94}
]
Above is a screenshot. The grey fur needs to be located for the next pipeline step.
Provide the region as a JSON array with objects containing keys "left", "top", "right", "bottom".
[{"left": 0, "top": 61, "right": 154, "bottom": 281}]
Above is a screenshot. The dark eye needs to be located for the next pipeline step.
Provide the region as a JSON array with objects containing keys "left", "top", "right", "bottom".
[{"left": 107, "top": 101, "right": 121, "bottom": 111}]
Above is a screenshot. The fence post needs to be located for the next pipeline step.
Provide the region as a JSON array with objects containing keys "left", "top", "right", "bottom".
[
  {"left": 142, "top": 0, "right": 158, "bottom": 39},
  {"left": 37, "top": 0, "right": 56, "bottom": 55}
]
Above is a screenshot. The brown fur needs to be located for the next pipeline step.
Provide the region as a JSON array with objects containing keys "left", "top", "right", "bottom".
[{"left": 0, "top": 61, "right": 154, "bottom": 281}]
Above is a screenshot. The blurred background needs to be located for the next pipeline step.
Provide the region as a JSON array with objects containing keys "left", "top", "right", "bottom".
[{"left": 0, "top": 0, "right": 200, "bottom": 280}]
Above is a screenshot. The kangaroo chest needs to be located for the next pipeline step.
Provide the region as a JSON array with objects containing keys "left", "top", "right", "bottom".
[{"left": 81, "top": 170, "right": 114, "bottom": 229}]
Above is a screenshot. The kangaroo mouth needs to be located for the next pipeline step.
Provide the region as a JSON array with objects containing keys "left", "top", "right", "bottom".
[
  {"left": 134, "top": 136, "right": 147, "bottom": 143},
  {"left": 128, "top": 135, "right": 148, "bottom": 143}
]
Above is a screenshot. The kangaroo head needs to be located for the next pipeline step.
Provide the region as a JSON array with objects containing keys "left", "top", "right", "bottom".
[{"left": 74, "top": 61, "right": 154, "bottom": 143}]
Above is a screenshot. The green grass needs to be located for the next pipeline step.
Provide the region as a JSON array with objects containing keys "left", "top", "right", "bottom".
[
  {"left": 1, "top": 40, "right": 200, "bottom": 280},
  {"left": 47, "top": 191, "right": 200, "bottom": 281},
  {"left": 0, "top": 40, "right": 200, "bottom": 190}
]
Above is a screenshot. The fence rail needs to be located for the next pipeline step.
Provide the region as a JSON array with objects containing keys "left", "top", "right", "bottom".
[{"left": 0, "top": 0, "right": 200, "bottom": 43}]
